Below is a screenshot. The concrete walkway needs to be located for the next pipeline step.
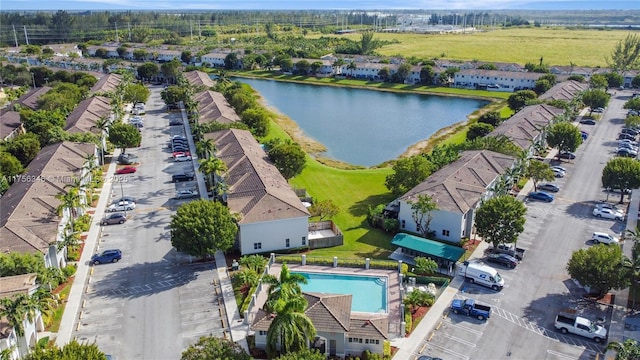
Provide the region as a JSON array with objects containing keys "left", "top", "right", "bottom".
[
  {"left": 215, "top": 251, "right": 249, "bottom": 352},
  {"left": 56, "top": 149, "right": 121, "bottom": 346}
]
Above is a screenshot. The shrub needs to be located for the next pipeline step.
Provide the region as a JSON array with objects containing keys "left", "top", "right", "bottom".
[
  {"left": 62, "top": 264, "right": 77, "bottom": 278},
  {"left": 66, "top": 246, "right": 81, "bottom": 262},
  {"left": 404, "top": 306, "right": 412, "bottom": 334},
  {"left": 74, "top": 214, "right": 92, "bottom": 232}
]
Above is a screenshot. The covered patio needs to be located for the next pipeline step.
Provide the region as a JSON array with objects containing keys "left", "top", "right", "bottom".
[{"left": 389, "top": 233, "right": 465, "bottom": 274}]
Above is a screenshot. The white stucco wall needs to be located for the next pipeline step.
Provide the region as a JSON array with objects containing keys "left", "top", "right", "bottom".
[
  {"left": 397, "top": 201, "right": 465, "bottom": 243},
  {"left": 239, "top": 216, "right": 309, "bottom": 255}
]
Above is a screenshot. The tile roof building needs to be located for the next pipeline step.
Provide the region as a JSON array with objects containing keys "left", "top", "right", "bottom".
[
  {"left": 90, "top": 73, "right": 122, "bottom": 94},
  {"left": 0, "top": 141, "right": 96, "bottom": 268},
  {"left": 16, "top": 86, "right": 52, "bottom": 110},
  {"left": 396, "top": 150, "right": 517, "bottom": 243},
  {"left": 204, "top": 129, "right": 309, "bottom": 254},
  {"left": 0, "top": 273, "right": 43, "bottom": 360},
  {"left": 0, "top": 109, "right": 25, "bottom": 141},
  {"left": 538, "top": 80, "right": 589, "bottom": 102},
  {"left": 183, "top": 70, "right": 215, "bottom": 88},
  {"left": 193, "top": 91, "right": 240, "bottom": 125},
  {"left": 488, "top": 104, "right": 565, "bottom": 152},
  {"left": 64, "top": 96, "right": 112, "bottom": 134}
]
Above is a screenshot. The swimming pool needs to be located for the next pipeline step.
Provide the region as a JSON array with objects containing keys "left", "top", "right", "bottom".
[{"left": 293, "top": 272, "right": 387, "bottom": 313}]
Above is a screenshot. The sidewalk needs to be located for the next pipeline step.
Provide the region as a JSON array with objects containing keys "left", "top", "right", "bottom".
[
  {"left": 214, "top": 251, "right": 249, "bottom": 352},
  {"left": 55, "top": 149, "right": 121, "bottom": 346}
]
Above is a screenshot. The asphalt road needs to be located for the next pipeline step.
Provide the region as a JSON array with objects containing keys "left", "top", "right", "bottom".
[
  {"left": 415, "top": 90, "right": 636, "bottom": 360},
  {"left": 72, "top": 86, "right": 226, "bottom": 359}
]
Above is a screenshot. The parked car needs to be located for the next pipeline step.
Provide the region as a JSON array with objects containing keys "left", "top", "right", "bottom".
[
  {"left": 101, "top": 212, "right": 127, "bottom": 225},
  {"left": 622, "top": 128, "right": 640, "bottom": 136},
  {"left": 592, "top": 207, "right": 625, "bottom": 220},
  {"left": 591, "top": 232, "right": 620, "bottom": 245},
  {"left": 485, "top": 253, "right": 519, "bottom": 268},
  {"left": 550, "top": 165, "right": 567, "bottom": 173},
  {"left": 112, "top": 196, "right": 136, "bottom": 205},
  {"left": 597, "top": 203, "right": 619, "bottom": 211},
  {"left": 116, "top": 166, "right": 137, "bottom": 174},
  {"left": 172, "top": 145, "right": 188, "bottom": 152},
  {"left": 617, "top": 148, "right": 637, "bottom": 157},
  {"left": 619, "top": 133, "right": 637, "bottom": 141},
  {"left": 107, "top": 201, "right": 136, "bottom": 212},
  {"left": 618, "top": 143, "right": 639, "bottom": 151},
  {"left": 174, "top": 154, "right": 192, "bottom": 162},
  {"left": 580, "top": 131, "right": 589, "bottom": 140},
  {"left": 558, "top": 152, "right": 576, "bottom": 160},
  {"left": 552, "top": 168, "right": 565, "bottom": 178},
  {"left": 172, "top": 173, "right": 195, "bottom": 182},
  {"left": 579, "top": 119, "right": 596, "bottom": 125},
  {"left": 91, "top": 249, "right": 122, "bottom": 265},
  {"left": 592, "top": 107, "right": 605, "bottom": 113},
  {"left": 175, "top": 189, "right": 198, "bottom": 199},
  {"left": 527, "top": 191, "right": 554, "bottom": 202},
  {"left": 619, "top": 139, "right": 639, "bottom": 146},
  {"left": 169, "top": 119, "right": 183, "bottom": 126},
  {"left": 537, "top": 183, "right": 560, "bottom": 193},
  {"left": 172, "top": 151, "right": 191, "bottom": 158},
  {"left": 117, "top": 153, "right": 137, "bottom": 165}
]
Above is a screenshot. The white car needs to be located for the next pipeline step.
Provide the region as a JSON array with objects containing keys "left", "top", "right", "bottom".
[
  {"left": 174, "top": 154, "right": 192, "bottom": 162},
  {"left": 552, "top": 168, "right": 565, "bottom": 178},
  {"left": 591, "top": 232, "right": 620, "bottom": 245},
  {"left": 592, "top": 207, "right": 625, "bottom": 221},
  {"left": 107, "top": 201, "right": 136, "bottom": 212},
  {"left": 175, "top": 189, "right": 198, "bottom": 199}
]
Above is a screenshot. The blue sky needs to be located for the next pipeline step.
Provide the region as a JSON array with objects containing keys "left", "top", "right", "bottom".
[{"left": 1, "top": 0, "right": 638, "bottom": 11}]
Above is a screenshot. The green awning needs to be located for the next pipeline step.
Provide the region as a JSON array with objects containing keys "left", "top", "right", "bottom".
[{"left": 391, "top": 233, "right": 465, "bottom": 262}]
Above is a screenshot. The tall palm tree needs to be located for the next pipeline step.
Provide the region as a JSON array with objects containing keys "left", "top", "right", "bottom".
[
  {"left": 56, "top": 187, "right": 82, "bottom": 220},
  {"left": 262, "top": 264, "right": 307, "bottom": 313},
  {"left": 606, "top": 339, "right": 640, "bottom": 360},
  {"left": 0, "top": 293, "right": 36, "bottom": 338},
  {"left": 91, "top": 117, "right": 110, "bottom": 165},
  {"left": 198, "top": 157, "right": 227, "bottom": 196},
  {"left": 239, "top": 254, "right": 267, "bottom": 273},
  {"left": 266, "top": 293, "right": 316, "bottom": 358},
  {"left": 195, "top": 139, "right": 216, "bottom": 160}
]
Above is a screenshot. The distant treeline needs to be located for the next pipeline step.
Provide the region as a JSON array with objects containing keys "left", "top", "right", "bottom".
[{"left": 0, "top": 9, "right": 638, "bottom": 47}]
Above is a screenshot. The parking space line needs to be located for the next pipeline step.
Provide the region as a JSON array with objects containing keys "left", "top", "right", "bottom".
[
  {"left": 447, "top": 323, "right": 483, "bottom": 336},
  {"left": 547, "top": 350, "right": 577, "bottom": 360},
  {"left": 439, "top": 333, "right": 476, "bottom": 347},
  {"left": 422, "top": 343, "right": 470, "bottom": 360}
]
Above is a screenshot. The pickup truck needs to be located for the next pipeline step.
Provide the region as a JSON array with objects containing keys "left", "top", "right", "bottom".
[
  {"left": 488, "top": 243, "right": 525, "bottom": 261},
  {"left": 554, "top": 312, "right": 607, "bottom": 343},
  {"left": 450, "top": 298, "right": 491, "bottom": 320}
]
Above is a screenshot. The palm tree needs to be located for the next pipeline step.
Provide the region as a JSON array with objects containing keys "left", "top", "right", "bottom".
[
  {"left": 57, "top": 230, "right": 80, "bottom": 251},
  {"left": 266, "top": 294, "right": 316, "bottom": 358},
  {"left": 234, "top": 269, "right": 259, "bottom": 291},
  {"left": 56, "top": 187, "right": 82, "bottom": 220},
  {"left": 195, "top": 139, "right": 216, "bottom": 160},
  {"left": 239, "top": 254, "right": 267, "bottom": 273},
  {"left": 347, "top": 61, "right": 357, "bottom": 77},
  {"left": 91, "top": 117, "right": 110, "bottom": 165},
  {"left": 198, "top": 157, "right": 227, "bottom": 195},
  {"left": 0, "top": 293, "right": 37, "bottom": 338},
  {"left": 262, "top": 264, "right": 307, "bottom": 313},
  {"left": 606, "top": 339, "right": 640, "bottom": 360}
]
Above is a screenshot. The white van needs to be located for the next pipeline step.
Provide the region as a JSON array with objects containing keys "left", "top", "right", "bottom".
[{"left": 460, "top": 261, "right": 504, "bottom": 291}]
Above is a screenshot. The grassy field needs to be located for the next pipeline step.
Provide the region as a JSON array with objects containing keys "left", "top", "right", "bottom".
[{"left": 326, "top": 27, "right": 631, "bottom": 67}]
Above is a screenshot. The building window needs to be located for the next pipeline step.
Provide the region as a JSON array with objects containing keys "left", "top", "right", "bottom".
[
  {"left": 302, "top": 236, "right": 306, "bottom": 245},
  {"left": 442, "top": 229, "right": 450, "bottom": 237},
  {"left": 285, "top": 238, "right": 290, "bottom": 248},
  {"left": 375, "top": 339, "right": 380, "bottom": 344},
  {"left": 401, "top": 220, "right": 405, "bottom": 228},
  {"left": 365, "top": 339, "right": 369, "bottom": 344},
  {"left": 254, "top": 242, "right": 262, "bottom": 250},
  {"left": 348, "top": 337, "right": 353, "bottom": 343},
  {"left": 259, "top": 330, "right": 267, "bottom": 335}
]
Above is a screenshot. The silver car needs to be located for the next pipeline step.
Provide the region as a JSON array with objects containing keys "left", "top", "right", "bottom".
[{"left": 175, "top": 189, "right": 198, "bottom": 199}]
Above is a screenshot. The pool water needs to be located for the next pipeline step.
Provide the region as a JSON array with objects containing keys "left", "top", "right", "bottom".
[{"left": 293, "top": 272, "right": 387, "bottom": 313}]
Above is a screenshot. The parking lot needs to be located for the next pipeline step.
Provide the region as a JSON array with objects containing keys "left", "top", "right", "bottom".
[{"left": 72, "top": 85, "right": 227, "bottom": 359}]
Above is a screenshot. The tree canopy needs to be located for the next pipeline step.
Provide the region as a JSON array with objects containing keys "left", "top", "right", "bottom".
[
  {"left": 601, "top": 157, "right": 640, "bottom": 203},
  {"left": 567, "top": 244, "right": 629, "bottom": 296},
  {"left": 608, "top": 33, "right": 640, "bottom": 72},
  {"left": 582, "top": 89, "right": 610, "bottom": 112},
  {"left": 267, "top": 140, "right": 306, "bottom": 180},
  {"left": 409, "top": 194, "right": 438, "bottom": 238},
  {"left": 385, "top": 155, "right": 433, "bottom": 196},
  {"left": 545, "top": 121, "right": 583, "bottom": 157},
  {"left": 475, "top": 195, "right": 527, "bottom": 248},
  {"left": 108, "top": 123, "right": 142, "bottom": 153},
  {"left": 22, "top": 340, "right": 107, "bottom": 360},
  {"left": 180, "top": 336, "right": 252, "bottom": 360},
  {"left": 170, "top": 200, "right": 238, "bottom": 257},
  {"left": 308, "top": 199, "right": 339, "bottom": 221},
  {"left": 507, "top": 90, "right": 537, "bottom": 112},
  {"left": 525, "top": 160, "right": 555, "bottom": 191}
]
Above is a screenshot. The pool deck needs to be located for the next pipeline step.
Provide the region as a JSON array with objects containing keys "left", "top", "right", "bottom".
[{"left": 250, "top": 263, "right": 404, "bottom": 337}]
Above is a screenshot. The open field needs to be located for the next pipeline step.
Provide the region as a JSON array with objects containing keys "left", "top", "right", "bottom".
[{"left": 328, "top": 27, "right": 632, "bottom": 67}]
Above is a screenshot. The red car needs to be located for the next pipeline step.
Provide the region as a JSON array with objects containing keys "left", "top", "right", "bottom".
[
  {"left": 172, "top": 151, "right": 191, "bottom": 158},
  {"left": 116, "top": 166, "right": 137, "bottom": 174}
]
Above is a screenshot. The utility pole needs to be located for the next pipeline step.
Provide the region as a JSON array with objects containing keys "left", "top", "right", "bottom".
[
  {"left": 115, "top": 22, "right": 119, "bottom": 43},
  {"left": 23, "top": 26, "right": 29, "bottom": 45},
  {"left": 128, "top": 22, "right": 132, "bottom": 41},
  {"left": 198, "top": 20, "right": 201, "bottom": 38},
  {"left": 190, "top": 21, "right": 193, "bottom": 41},
  {"left": 12, "top": 25, "right": 18, "bottom": 47}
]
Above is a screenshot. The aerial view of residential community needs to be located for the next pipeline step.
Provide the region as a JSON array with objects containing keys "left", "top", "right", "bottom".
[{"left": 1, "top": 0, "right": 640, "bottom": 359}]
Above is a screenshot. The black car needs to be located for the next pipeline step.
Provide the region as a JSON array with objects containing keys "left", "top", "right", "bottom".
[
  {"left": 579, "top": 119, "right": 596, "bottom": 125},
  {"left": 623, "top": 128, "right": 640, "bottom": 136},
  {"left": 617, "top": 148, "right": 637, "bottom": 158},
  {"left": 117, "top": 153, "right": 138, "bottom": 165},
  {"left": 537, "top": 183, "right": 560, "bottom": 193},
  {"left": 172, "top": 173, "right": 195, "bottom": 182},
  {"left": 101, "top": 212, "right": 127, "bottom": 225},
  {"left": 619, "top": 133, "right": 637, "bottom": 141},
  {"left": 558, "top": 152, "right": 576, "bottom": 160},
  {"left": 485, "top": 253, "right": 519, "bottom": 268},
  {"left": 169, "top": 119, "right": 183, "bottom": 126}
]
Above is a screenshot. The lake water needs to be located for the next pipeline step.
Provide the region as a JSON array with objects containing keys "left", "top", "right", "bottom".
[{"left": 237, "top": 78, "right": 489, "bottom": 167}]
